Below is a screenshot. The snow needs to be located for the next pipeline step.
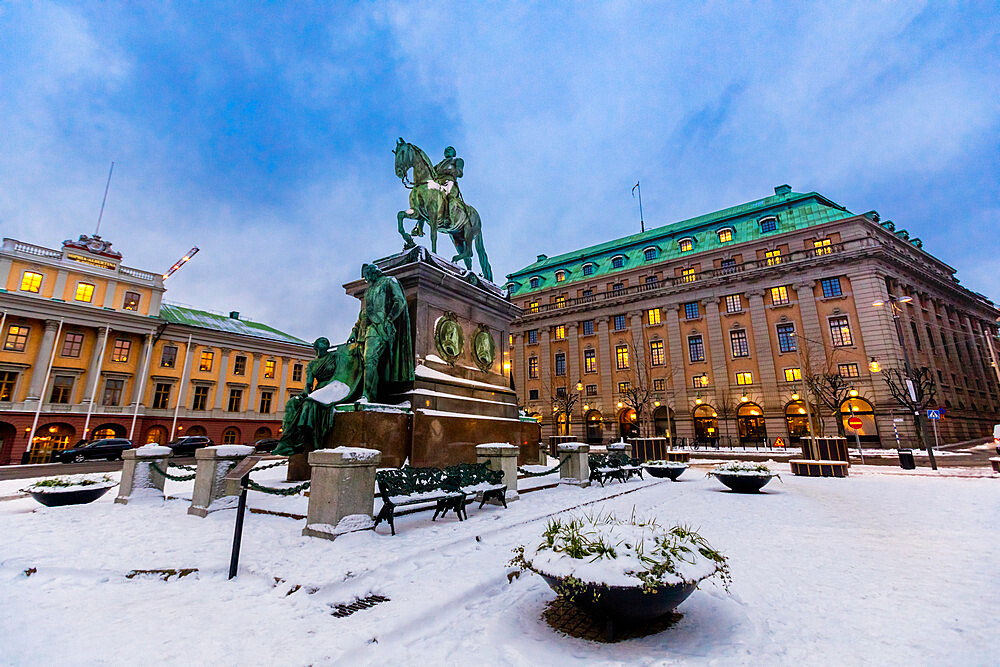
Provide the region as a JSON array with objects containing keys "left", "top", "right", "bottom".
[
  {"left": 408, "top": 388, "right": 510, "bottom": 406},
  {"left": 331, "top": 446, "right": 380, "bottom": 462},
  {"left": 210, "top": 445, "right": 255, "bottom": 457},
  {"left": 307, "top": 380, "right": 350, "bottom": 405},
  {"left": 22, "top": 474, "right": 118, "bottom": 493},
  {"left": 2, "top": 464, "right": 999, "bottom": 664},
  {"left": 644, "top": 461, "right": 690, "bottom": 469},
  {"left": 555, "top": 441, "right": 588, "bottom": 452},
  {"left": 416, "top": 408, "right": 522, "bottom": 423},
  {"left": 134, "top": 445, "right": 171, "bottom": 457},
  {"left": 415, "top": 364, "right": 510, "bottom": 391},
  {"left": 476, "top": 442, "right": 519, "bottom": 451}
]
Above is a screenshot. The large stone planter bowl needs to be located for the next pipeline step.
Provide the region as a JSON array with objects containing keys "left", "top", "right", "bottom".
[
  {"left": 539, "top": 573, "right": 698, "bottom": 621},
  {"left": 711, "top": 472, "right": 774, "bottom": 493},
  {"left": 644, "top": 464, "right": 688, "bottom": 481},
  {"left": 28, "top": 485, "right": 115, "bottom": 507}
]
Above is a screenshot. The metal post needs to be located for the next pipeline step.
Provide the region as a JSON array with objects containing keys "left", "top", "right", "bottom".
[
  {"left": 932, "top": 416, "right": 940, "bottom": 452},
  {"left": 129, "top": 331, "right": 155, "bottom": 442},
  {"left": 28, "top": 320, "right": 63, "bottom": 453},
  {"left": 170, "top": 335, "right": 194, "bottom": 438},
  {"left": 891, "top": 299, "right": 937, "bottom": 470},
  {"left": 82, "top": 324, "right": 111, "bottom": 440},
  {"left": 849, "top": 403, "right": 865, "bottom": 464},
  {"left": 228, "top": 473, "right": 249, "bottom": 580}
]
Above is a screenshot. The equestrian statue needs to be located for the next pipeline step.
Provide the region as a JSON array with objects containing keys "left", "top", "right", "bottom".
[{"left": 393, "top": 138, "right": 494, "bottom": 282}]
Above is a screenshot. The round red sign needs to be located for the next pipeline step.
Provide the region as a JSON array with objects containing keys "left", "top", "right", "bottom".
[{"left": 847, "top": 416, "right": 863, "bottom": 430}]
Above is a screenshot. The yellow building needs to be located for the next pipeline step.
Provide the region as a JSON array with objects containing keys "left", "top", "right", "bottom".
[{"left": 0, "top": 234, "right": 313, "bottom": 464}]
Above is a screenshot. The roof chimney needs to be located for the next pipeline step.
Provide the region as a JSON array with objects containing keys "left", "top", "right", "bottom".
[
  {"left": 229, "top": 311, "right": 240, "bottom": 320},
  {"left": 536, "top": 254, "right": 548, "bottom": 262},
  {"left": 774, "top": 184, "right": 792, "bottom": 197}
]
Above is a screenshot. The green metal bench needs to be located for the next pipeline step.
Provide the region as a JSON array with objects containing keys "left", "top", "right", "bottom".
[
  {"left": 374, "top": 466, "right": 466, "bottom": 536},
  {"left": 588, "top": 453, "right": 644, "bottom": 487},
  {"left": 442, "top": 461, "right": 507, "bottom": 520}
]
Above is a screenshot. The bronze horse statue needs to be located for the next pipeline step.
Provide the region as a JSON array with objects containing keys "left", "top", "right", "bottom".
[{"left": 393, "top": 138, "right": 493, "bottom": 282}]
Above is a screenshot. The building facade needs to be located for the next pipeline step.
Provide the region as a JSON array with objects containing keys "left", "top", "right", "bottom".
[
  {"left": 505, "top": 186, "right": 1000, "bottom": 447},
  {"left": 0, "top": 235, "right": 313, "bottom": 465}
]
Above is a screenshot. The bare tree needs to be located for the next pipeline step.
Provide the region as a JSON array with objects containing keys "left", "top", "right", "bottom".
[
  {"left": 617, "top": 342, "right": 680, "bottom": 437},
  {"left": 803, "top": 371, "right": 853, "bottom": 436},
  {"left": 713, "top": 386, "right": 739, "bottom": 444},
  {"left": 883, "top": 365, "right": 938, "bottom": 467}
]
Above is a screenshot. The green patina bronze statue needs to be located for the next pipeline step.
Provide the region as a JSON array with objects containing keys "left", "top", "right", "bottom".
[
  {"left": 350, "top": 262, "right": 415, "bottom": 401},
  {"left": 393, "top": 138, "right": 494, "bottom": 282}
]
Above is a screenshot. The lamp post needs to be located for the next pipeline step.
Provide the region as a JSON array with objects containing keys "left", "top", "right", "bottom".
[
  {"left": 873, "top": 294, "right": 937, "bottom": 469},
  {"left": 576, "top": 380, "right": 584, "bottom": 442},
  {"left": 788, "top": 332, "right": 816, "bottom": 450}
]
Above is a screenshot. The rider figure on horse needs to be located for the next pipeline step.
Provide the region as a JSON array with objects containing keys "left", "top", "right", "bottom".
[{"left": 413, "top": 146, "right": 464, "bottom": 236}]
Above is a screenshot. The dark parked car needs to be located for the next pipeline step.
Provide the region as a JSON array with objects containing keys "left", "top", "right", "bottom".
[
  {"left": 253, "top": 438, "right": 280, "bottom": 452},
  {"left": 164, "top": 435, "right": 214, "bottom": 456},
  {"left": 57, "top": 438, "right": 135, "bottom": 463}
]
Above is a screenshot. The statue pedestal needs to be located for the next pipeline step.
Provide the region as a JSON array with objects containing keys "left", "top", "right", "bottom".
[{"left": 332, "top": 248, "right": 540, "bottom": 467}]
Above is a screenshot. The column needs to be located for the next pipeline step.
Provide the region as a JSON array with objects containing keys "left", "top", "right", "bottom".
[
  {"left": 704, "top": 298, "right": 727, "bottom": 388},
  {"left": 850, "top": 272, "right": 904, "bottom": 369},
  {"left": 277, "top": 356, "right": 290, "bottom": 415},
  {"left": 747, "top": 292, "right": 779, "bottom": 390},
  {"left": 82, "top": 326, "right": 110, "bottom": 403},
  {"left": 27, "top": 320, "right": 60, "bottom": 401},
  {"left": 52, "top": 270, "right": 68, "bottom": 300},
  {"left": 247, "top": 353, "right": 260, "bottom": 414},
  {"left": 598, "top": 316, "right": 614, "bottom": 409},
  {"left": 665, "top": 304, "right": 692, "bottom": 439},
  {"left": 566, "top": 322, "right": 582, "bottom": 438},
  {"left": 126, "top": 334, "right": 153, "bottom": 405},
  {"left": 629, "top": 311, "right": 646, "bottom": 370},
  {"left": 103, "top": 279, "right": 118, "bottom": 309},
  {"left": 513, "top": 333, "right": 526, "bottom": 405},
  {"left": 538, "top": 331, "right": 551, "bottom": 437},
  {"left": 557, "top": 442, "right": 590, "bottom": 487},
  {"left": 213, "top": 348, "right": 232, "bottom": 410},
  {"left": 476, "top": 443, "right": 520, "bottom": 501},
  {"left": 115, "top": 446, "right": 170, "bottom": 504},
  {"left": 303, "top": 447, "right": 381, "bottom": 541}
]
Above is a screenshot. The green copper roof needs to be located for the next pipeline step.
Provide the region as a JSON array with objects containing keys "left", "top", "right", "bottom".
[
  {"left": 158, "top": 303, "right": 309, "bottom": 346},
  {"left": 506, "top": 186, "right": 855, "bottom": 297}
]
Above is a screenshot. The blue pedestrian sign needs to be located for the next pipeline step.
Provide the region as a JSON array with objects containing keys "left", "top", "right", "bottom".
[{"left": 926, "top": 409, "right": 941, "bottom": 420}]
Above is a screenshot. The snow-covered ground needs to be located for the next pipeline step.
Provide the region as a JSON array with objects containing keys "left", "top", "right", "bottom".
[{"left": 2, "top": 463, "right": 998, "bottom": 665}]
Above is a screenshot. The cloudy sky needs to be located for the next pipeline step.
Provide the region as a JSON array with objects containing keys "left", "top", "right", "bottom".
[{"left": 1, "top": 2, "right": 998, "bottom": 343}]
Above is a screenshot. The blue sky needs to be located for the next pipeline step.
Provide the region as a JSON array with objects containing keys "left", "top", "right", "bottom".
[{"left": 1, "top": 2, "right": 998, "bottom": 343}]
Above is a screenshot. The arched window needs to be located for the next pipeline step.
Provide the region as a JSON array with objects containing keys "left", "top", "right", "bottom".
[
  {"left": 784, "top": 401, "right": 810, "bottom": 442},
  {"left": 186, "top": 425, "right": 207, "bottom": 437},
  {"left": 585, "top": 409, "right": 603, "bottom": 444},
  {"left": 611, "top": 255, "right": 626, "bottom": 269},
  {"left": 737, "top": 403, "right": 767, "bottom": 446},
  {"left": 618, "top": 408, "right": 638, "bottom": 439},
  {"left": 678, "top": 237, "right": 694, "bottom": 253},
  {"left": 29, "top": 422, "right": 76, "bottom": 463},
  {"left": 556, "top": 412, "right": 570, "bottom": 436},
  {"left": 145, "top": 425, "right": 168, "bottom": 445},
  {"left": 643, "top": 247, "right": 658, "bottom": 261},
  {"left": 653, "top": 406, "right": 675, "bottom": 438},
  {"left": 222, "top": 427, "right": 241, "bottom": 445},
  {"left": 91, "top": 423, "right": 126, "bottom": 440},
  {"left": 840, "top": 397, "right": 879, "bottom": 444},
  {"left": 692, "top": 405, "right": 718, "bottom": 444},
  {"left": 717, "top": 227, "right": 734, "bottom": 243},
  {"left": 253, "top": 426, "right": 273, "bottom": 440}
]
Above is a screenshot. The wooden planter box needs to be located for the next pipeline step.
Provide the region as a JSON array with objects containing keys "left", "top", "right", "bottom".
[{"left": 790, "top": 459, "right": 849, "bottom": 478}]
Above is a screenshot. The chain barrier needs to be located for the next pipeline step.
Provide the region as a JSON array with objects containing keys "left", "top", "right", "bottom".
[
  {"left": 517, "top": 456, "right": 571, "bottom": 478},
  {"left": 251, "top": 460, "right": 287, "bottom": 472},
  {"left": 173, "top": 464, "right": 197, "bottom": 472},
  {"left": 245, "top": 478, "right": 310, "bottom": 496},
  {"left": 149, "top": 462, "right": 197, "bottom": 482}
]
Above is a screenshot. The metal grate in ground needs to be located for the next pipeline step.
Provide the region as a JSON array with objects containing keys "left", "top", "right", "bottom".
[
  {"left": 542, "top": 596, "right": 682, "bottom": 643},
  {"left": 329, "top": 594, "right": 390, "bottom": 618}
]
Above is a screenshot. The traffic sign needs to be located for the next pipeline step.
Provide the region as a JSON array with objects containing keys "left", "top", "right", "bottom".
[
  {"left": 926, "top": 409, "right": 941, "bottom": 420},
  {"left": 773, "top": 437, "right": 786, "bottom": 448},
  {"left": 847, "top": 416, "right": 863, "bottom": 430}
]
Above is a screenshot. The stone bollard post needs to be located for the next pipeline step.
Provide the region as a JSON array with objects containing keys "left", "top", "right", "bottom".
[
  {"left": 476, "top": 443, "right": 520, "bottom": 502},
  {"left": 116, "top": 446, "right": 171, "bottom": 504},
  {"left": 302, "top": 446, "right": 381, "bottom": 542},
  {"left": 608, "top": 440, "right": 629, "bottom": 457},
  {"left": 557, "top": 442, "right": 590, "bottom": 487},
  {"left": 188, "top": 445, "right": 256, "bottom": 517}
]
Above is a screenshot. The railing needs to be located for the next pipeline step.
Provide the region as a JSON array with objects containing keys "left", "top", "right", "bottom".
[
  {"left": 523, "top": 238, "right": 871, "bottom": 315},
  {"left": 669, "top": 436, "right": 791, "bottom": 451},
  {"left": 10, "top": 241, "right": 62, "bottom": 259},
  {"left": 119, "top": 265, "right": 160, "bottom": 282}
]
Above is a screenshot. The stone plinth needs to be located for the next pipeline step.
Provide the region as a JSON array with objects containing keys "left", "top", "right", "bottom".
[
  {"left": 608, "top": 441, "right": 629, "bottom": 455},
  {"left": 557, "top": 442, "right": 590, "bottom": 487},
  {"left": 476, "top": 442, "right": 520, "bottom": 502},
  {"left": 188, "top": 445, "right": 255, "bottom": 517},
  {"left": 302, "top": 447, "right": 381, "bottom": 541},
  {"left": 116, "top": 446, "right": 170, "bottom": 504}
]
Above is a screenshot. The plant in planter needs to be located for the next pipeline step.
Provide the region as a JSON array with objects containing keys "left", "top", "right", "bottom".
[
  {"left": 707, "top": 461, "right": 779, "bottom": 493},
  {"left": 23, "top": 474, "right": 118, "bottom": 507},
  {"left": 511, "top": 510, "right": 729, "bottom": 638},
  {"left": 642, "top": 460, "right": 689, "bottom": 481}
]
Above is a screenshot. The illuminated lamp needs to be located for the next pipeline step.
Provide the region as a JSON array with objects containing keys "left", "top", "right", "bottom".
[
  {"left": 898, "top": 296, "right": 913, "bottom": 303},
  {"left": 868, "top": 358, "right": 881, "bottom": 373},
  {"left": 849, "top": 388, "right": 859, "bottom": 397},
  {"left": 797, "top": 407, "right": 806, "bottom": 414},
  {"left": 791, "top": 392, "right": 800, "bottom": 401},
  {"left": 630, "top": 412, "right": 637, "bottom": 421},
  {"left": 503, "top": 361, "right": 511, "bottom": 373},
  {"left": 617, "top": 401, "right": 624, "bottom": 408},
  {"left": 583, "top": 404, "right": 589, "bottom": 411},
  {"left": 695, "top": 398, "right": 702, "bottom": 405},
  {"left": 872, "top": 300, "right": 885, "bottom": 307},
  {"left": 740, "top": 395, "right": 748, "bottom": 403},
  {"left": 576, "top": 381, "right": 583, "bottom": 391},
  {"left": 654, "top": 401, "right": 660, "bottom": 407},
  {"left": 48, "top": 425, "right": 58, "bottom": 433},
  {"left": 711, "top": 412, "right": 718, "bottom": 417}
]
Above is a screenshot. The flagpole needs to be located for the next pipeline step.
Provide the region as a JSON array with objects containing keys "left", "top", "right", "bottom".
[{"left": 632, "top": 181, "right": 645, "bottom": 233}]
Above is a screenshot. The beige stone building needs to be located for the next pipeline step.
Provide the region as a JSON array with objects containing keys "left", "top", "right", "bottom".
[{"left": 505, "top": 186, "right": 1000, "bottom": 447}]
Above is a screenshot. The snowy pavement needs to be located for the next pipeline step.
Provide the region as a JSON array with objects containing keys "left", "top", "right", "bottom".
[{"left": 2, "top": 464, "right": 998, "bottom": 666}]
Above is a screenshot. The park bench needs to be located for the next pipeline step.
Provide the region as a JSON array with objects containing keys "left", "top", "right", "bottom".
[
  {"left": 588, "top": 453, "right": 644, "bottom": 487},
  {"left": 374, "top": 466, "right": 466, "bottom": 536},
  {"left": 439, "top": 461, "right": 507, "bottom": 520}
]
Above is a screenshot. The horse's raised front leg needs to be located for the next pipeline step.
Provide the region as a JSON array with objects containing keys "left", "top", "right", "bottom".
[
  {"left": 430, "top": 222, "right": 437, "bottom": 255},
  {"left": 397, "top": 209, "right": 417, "bottom": 249}
]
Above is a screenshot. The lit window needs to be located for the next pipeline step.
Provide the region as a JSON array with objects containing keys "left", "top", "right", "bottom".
[
  {"left": 61, "top": 332, "right": 84, "bottom": 357},
  {"left": 49, "top": 375, "right": 74, "bottom": 404},
  {"left": 678, "top": 238, "right": 693, "bottom": 253},
  {"left": 770, "top": 286, "right": 789, "bottom": 305},
  {"left": 649, "top": 340, "right": 664, "bottom": 366},
  {"left": 227, "top": 388, "right": 243, "bottom": 412},
  {"left": 692, "top": 374, "right": 709, "bottom": 388},
  {"left": 555, "top": 352, "right": 566, "bottom": 376},
  {"left": 234, "top": 355, "right": 247, "bottom": 375},
  {"left": 776, "top": 323, "right": 797, "bottom": 353},
  {"left": 784, "top": 368, "right": 802, "bottom": 382},
  {"left": 725, "top": 294, "right": 742, "bottom": 313},
  {"left": 647, "top": 308, "right": 661, "bottom": 325},
  {"left": 644, "top": 248, "right": 657, "bottom": 261},
  {"left": 123, "top": 291, "right": 141, "bottom": 311},
  {"left": 509, "top": 334, "right": 514, "bottom": 347},
  {"left": 585, "top": 384, "right": 597, "bottom": 396},
  {"left": 759, "top": 216, "right": 777, "bottom": 233},
  {"left": 765, "top": 249, "right": 782, "bottom": 266},
  {"left": 112, "top": 338, "right": 131, "bottom": 363},
  {"left": 821, "top": 277, "right": 842, "bottom": 298},
  {"left": 730, "top": 330, "right": 749, "bottom": 358},
  {"left": 616, "top": 344, "right": 629, "bottom": 370},
  {"left": 613, "top": 314, "right": 627, "bottom": 331},
  {"left": 688, "top": 335, "right": 705, "bottom": 362},
  {"left": 584, "top": 348, "right": 597, "bottom": 373},
  {"left": 684, "top": 302, "right": 700, "bottom": 320},
  {"left": 830, "top": 316, "right": 853, "bottom": 347},
  {"left": 581, "top": 320, "right": 594, "bottom": 336},
  {"left": 838, "top": 363, "right": 860, "bottom": 378},
  {"left": 75, "top": 283, "right": 95, "bottom": 303},
  {"left": 736, "top": 371, "right": 753, "bottom": 386},
  {"left": 681, "top": 268, "right": 696, "bottom": 283},
  {"left": 554, "top": 295, "right": 566, "bottom": 309},
  {"left": 3, "top": 325, "right": 30, "bottom": 352},
  {"left": 260, "top": 391, "right": 273, "bottom": 414},
  {"left": 160, "top": 345, "right": 177, "bottom": 368},
  {"left": 264, "top": 359, "right": 276, "bottom": 378},
  {"left": 718, "top": 228, "right": 733, "bottom": 243},
  {"left": 653, "top": 378, "right": 665, "bottom": 391},
  {"left": 530, "top": 277, "right": 540, "bottom": 289},
  {"left": 192, "top": 385, "right": 209, "bottom": 411},
  {"left": 527, "top": 329, "right": 538, "bottom": 344},
  {"left": 554, "top": 324, "right": 566, "bottom": 340},
  {"left": 528, "top": 357, "right": 538, "bottom": 379},
  {"left": 814, "top": 238, "right": 832, "bottom": 256},
  {"left": 0, "top": 371, "right": 17, "bottom": 401},
  {"left": 200, "top": 350, "right": 214, "bottom": 372},
  {"left": 611, "top": 256, "right": 625, "bottom": 269},
  {"left": 222, "top": 427, "right": 239, "bottom": 444},
  {"left": 153, "top": 383, "right": 171, "bottom": 409},
  {"left": 618, "top": 381, "right": 630, "bottom": 393},
  {"left": 582, "top": 264, "right": 594, "bottom": 276},
  {"left": 20, "top": 271, "right": 43, "bottom": 293},
  {"left": 528, "top": 301, "right": 539, "bottom": 313},
  {"left": 555, "top": 271, "right": 566, "bottom": 282},
  {"left": 292, "top": 364, "right": 303, "bottom": 382}
]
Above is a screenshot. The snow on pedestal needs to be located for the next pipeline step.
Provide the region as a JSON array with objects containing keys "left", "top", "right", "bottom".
[
  {"left": 475, "top": 442, "right": 520, "bottom": 502},
  {"left": 115, "top": 446, "right": 171, "bottom": 505},
  {"left": 608, "top": 440, "right": 629, "bottom": 454},
  {"left": 557, "top": 442, "right": 590, "bottom": 487},
  {"left": 302, "top": 446, "right": 381, "bottom": 541},
  {"left": 188, "top": 445, "right": 256, "bottom": 517}
]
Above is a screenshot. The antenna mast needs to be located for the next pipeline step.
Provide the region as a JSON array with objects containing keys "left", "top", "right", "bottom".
[{"left": 95, "top": 161, "right": 115, "bottom": 236}]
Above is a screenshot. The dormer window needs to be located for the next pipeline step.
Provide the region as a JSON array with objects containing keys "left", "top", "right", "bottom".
[
  {"left": 582, "top": 263, "right": 595, "bottom": 276},
  {"left": 717, "top": 228, "right": 734, "bottom": 243},
  {"left": 759, "top": 216, "right": 778, "bottom": 233},
  {"left": 529, "top": 277, "right": 540, "bottom": 289},
  {"left": 555, "top": 270, "right": 566, "bottom": 282},
  {"left": 643, "top": 247, "right": 658, "bottom": 261},
  {"left": 678, "top": 238, "right": 694, "bottom": 253},
  {"left": 611, "top": 255, "right": 625, "bottom": 269}
]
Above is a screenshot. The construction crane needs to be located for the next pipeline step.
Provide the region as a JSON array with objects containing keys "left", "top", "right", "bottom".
[{"left": 163, "top": 247, "right": 200, "bottom": 279}]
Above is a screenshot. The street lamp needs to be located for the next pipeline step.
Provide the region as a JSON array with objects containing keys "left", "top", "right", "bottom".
[
  {"left": 787, "top": 331, "right": 816, "bottom": 443},
  {"left": 873, "top": 293, "right": 936, "bottom": 469}
]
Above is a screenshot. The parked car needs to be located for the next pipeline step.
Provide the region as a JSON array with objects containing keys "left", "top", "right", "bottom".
[
  {"left": 164, "top": 435, "right": 214, "bottom": 456},
  {"left": 57, "top": 438, "right": 135, "bottom": 463},
  {"left": 253, "top": 438, "right": 280, "bottom": 452}
]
